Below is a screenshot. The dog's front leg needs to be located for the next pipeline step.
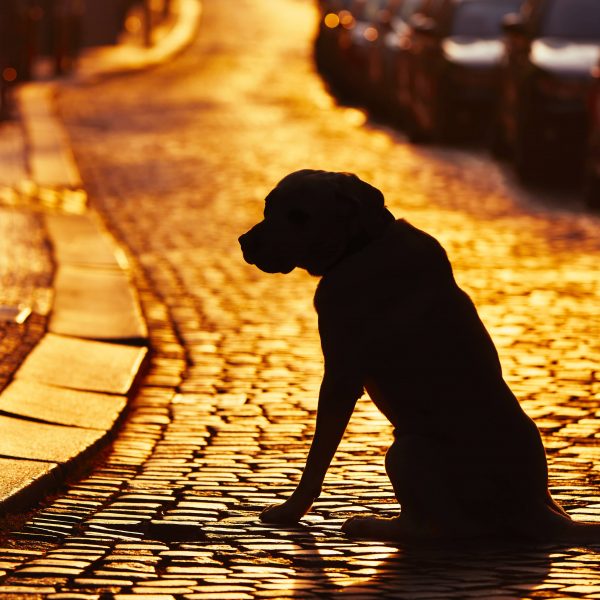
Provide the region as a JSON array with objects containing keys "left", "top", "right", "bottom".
[{"left": 260, "top": 374, "right": 361, "bottom": 524}]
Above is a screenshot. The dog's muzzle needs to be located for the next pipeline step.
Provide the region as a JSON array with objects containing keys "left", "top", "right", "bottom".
[
  {"left": 238, "top": 230, "right": 260, "bottom": 264},
  {"left": 238, "top": 228, "right": 295, "bottom": 274}
]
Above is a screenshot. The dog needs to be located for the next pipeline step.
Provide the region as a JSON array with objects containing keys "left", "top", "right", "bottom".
[{"left": 239, "top": 169, "right": 599, "bottom": 543}]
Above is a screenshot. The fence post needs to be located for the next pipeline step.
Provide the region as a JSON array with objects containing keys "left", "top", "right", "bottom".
[{"left": 142, "top": 0, "right": 152, "bottom": 47}]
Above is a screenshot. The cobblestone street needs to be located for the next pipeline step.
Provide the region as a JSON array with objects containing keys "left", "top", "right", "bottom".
[{"left": 0, "top": 0, "right": 599, "bottom": 597}]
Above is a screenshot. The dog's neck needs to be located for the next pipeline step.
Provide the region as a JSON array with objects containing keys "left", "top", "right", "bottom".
[{"left": 337, "top": 207, "right": 396, "bottom": 265}]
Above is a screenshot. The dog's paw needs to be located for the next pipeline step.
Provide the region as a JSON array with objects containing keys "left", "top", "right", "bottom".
[
  {"left": 342, "top": 516, "right": 407, "bottom": 541},
  {"left": 342, "top": 515, "right": 403, "bottom": 540}
]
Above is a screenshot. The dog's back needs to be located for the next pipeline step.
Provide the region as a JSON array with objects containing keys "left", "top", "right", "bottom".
[
  {"left": 315, "top": 219, "right": 505, "bottom": 409},
  {"left": 315, "top": 219, "right": 551, "bottom": 500}
]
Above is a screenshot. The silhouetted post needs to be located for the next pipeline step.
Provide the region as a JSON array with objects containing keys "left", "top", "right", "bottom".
[
  {"left": 142, "top": 0, "right": 152, "bottom": 47},
  {"left": 0, "top": 0, "right": 21, "bottom": 118},
  {"left": 53, "top": 0, "right": 66, "bottom": 75}
]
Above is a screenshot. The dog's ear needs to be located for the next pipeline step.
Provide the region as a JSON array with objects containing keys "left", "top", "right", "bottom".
[{"left": 333, "top": 173, "right": 389, "bottom": 236}]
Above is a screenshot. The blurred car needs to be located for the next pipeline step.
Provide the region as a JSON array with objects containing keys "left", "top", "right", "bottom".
[
  {"left": 0, "top": 0, "right": 22, "bottom": 120},
  {"left": 403, "top": 0, "right": 523, "bottom": 142},
  {"left": 364, "top": 0, "right": 424, "bottom": 119},
  {"left": 496, "top": 0, "right": 600, "bottom": 182},
  {"left": 335, "top": 0, "right": 390, "bottom": 101},
  {"left": 583, "top": 63, "right": 600, "bottom": 209},
  {"left": 315, "top": 0, "right": 360, "bottom": 94},
  {"left": 315, "top": 0, "right": 423, "bottom": 113}
]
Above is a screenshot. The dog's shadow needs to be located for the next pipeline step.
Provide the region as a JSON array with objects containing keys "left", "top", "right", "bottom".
[{"left": 276, "top": 524, "right": 559, "bottom": 598}]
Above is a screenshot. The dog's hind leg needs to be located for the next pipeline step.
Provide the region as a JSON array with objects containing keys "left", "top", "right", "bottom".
[{"left": 343, "top": 434, "right": 491, "bottom": 541}]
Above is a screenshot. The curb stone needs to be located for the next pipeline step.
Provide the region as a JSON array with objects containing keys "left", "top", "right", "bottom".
[
  {"left": 0, "top": 178, "right": 149, "bottom": 514},
  {"left": 0, "top": 0, "right": 202, "bottom": 516}
]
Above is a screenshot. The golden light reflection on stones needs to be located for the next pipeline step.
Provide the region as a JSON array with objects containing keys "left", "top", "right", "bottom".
[
  {"left": 0, "top": 0, "right": 596, "bottom": 596},
  {"left": 0, "top": 182, "right": 87, "bottom": 214}
]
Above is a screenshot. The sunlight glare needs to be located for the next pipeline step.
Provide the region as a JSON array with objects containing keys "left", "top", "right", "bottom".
[
  {"left": 339, "top": 10, "right": 355, "bottom": 29},
  {"left": 343, "top": 107, "right": 368, "bottom": 127},
  {"left": 2, "top": 68, "right": 17, "bottom": 83},
  {"left": 125, "top": 15, "right": 142, "bottom": 34},
  {"left": 324, "top": 13, "right": 340, "bottom": 28},
  {"left": 364, "top": 27, "right": 378, "bottom": 42}
]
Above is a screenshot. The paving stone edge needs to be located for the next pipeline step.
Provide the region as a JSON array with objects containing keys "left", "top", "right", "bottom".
[{"left": 0, "top": 0, "right": 202, "bottom": 516}]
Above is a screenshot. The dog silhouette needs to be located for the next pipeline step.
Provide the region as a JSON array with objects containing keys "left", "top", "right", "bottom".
[{"left": 239, "top": 169, "right": 599, "bottom": 543}]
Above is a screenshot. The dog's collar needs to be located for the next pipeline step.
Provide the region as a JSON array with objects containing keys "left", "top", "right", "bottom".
[
  {"left": 344, "top": 230, "right": 378, "bottom": 257},
  {"left": 331, "top": 208, "right": 396, "bottom": 269}
]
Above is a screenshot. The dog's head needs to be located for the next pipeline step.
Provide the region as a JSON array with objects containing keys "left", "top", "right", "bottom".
[{"left": 239, "top": 170, "right": 394, "bottom": 276}]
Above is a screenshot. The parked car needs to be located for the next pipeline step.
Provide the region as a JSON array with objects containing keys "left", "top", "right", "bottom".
[
  {"left": 333, "top": 0, "right": 390, "bottom": 101},
  {"left": 364, "top": 0, "right": 424, "bottom": 120},
  {"left": 0, "top": 1, "right": 22, "bottom": 120},
  {"left": 315, "top": 0, "right": 358, "bottom": 94},
  {"left": 583, "top": 62, "right": 600, "bottom": 209},
  {"left": 495, "top": 0, "right": 600, "bottom": 182},
  {"left": 402, "top": 0, "right": 523, "bottom": 142}
]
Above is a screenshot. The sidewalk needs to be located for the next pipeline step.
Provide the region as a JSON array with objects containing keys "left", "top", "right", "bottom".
[{"left": 0, "top": 0, "right": 202, "bottom": 516}]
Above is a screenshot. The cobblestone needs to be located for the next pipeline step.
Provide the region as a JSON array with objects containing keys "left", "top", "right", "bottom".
[{"left": 0, "top": 0, "right": 599, "bottom": 597}]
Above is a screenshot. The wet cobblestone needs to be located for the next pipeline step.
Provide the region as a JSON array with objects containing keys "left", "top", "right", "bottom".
[{"left": 0, "top": 0, "right": 598, "bottom": 597}]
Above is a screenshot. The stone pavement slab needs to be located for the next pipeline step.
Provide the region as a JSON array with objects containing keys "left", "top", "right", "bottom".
[
  {"left": 0, "top": 415, "right": 104, "bottom": 463},
  {"left": 49, "top": 265, "right": 147, "bottom": 342},
  {"left": 44, "top": 213, "right": 123, "bottom": 269},
  {"left": 0, "top": 380, "right": 127, "bottom": 430},
  {"left": 15, "top": 333, "right": 148, "bottom": 396},
  {"left": 16, "top": 83, "right": 82, "bottom": 189},
  {"left": 0, "top": 458, "right": 59, "bottom": 514}
]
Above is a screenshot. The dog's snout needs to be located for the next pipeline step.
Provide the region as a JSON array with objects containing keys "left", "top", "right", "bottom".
[
  {"left": 239, "top": 231, "right": 261, "bottom": 253},
  {"left": 239, "top": 229, "right": 266, "bottom": 267},
  {"left": 239, "top": 220, "right": 295, "bottom": 274}
]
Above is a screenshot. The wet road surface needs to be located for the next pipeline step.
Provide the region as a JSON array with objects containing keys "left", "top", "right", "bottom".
[{"left": 0, "top": 0, "right": 598, "bottom": 597}]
